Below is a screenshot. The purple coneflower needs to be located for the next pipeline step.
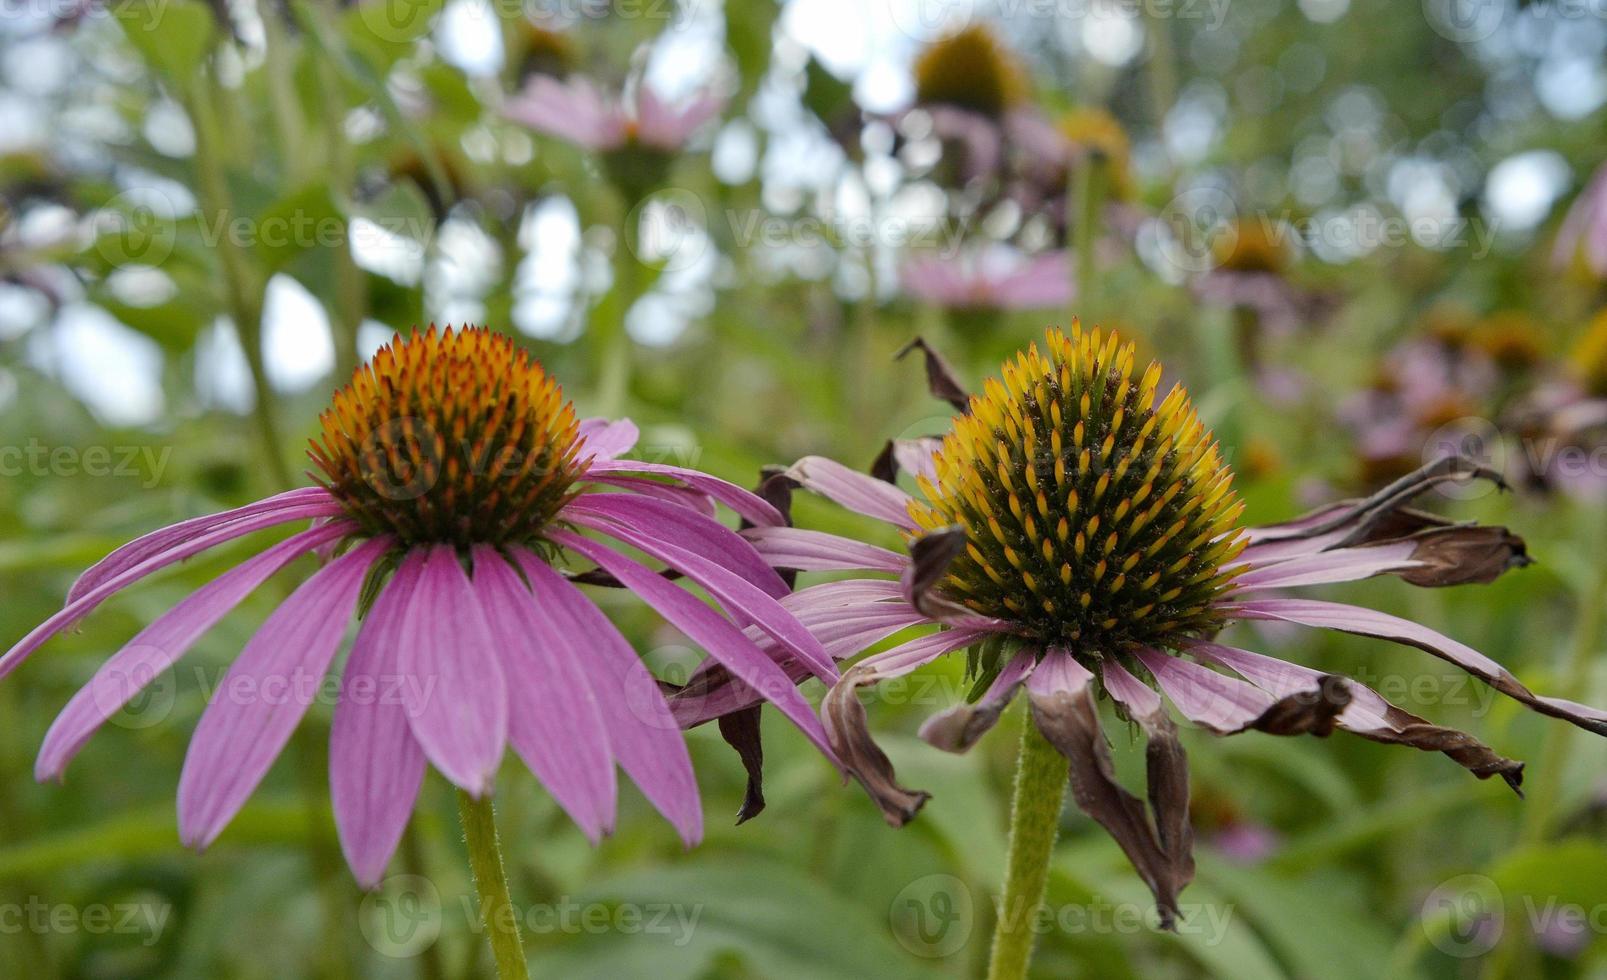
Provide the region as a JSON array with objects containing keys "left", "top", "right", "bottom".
[
  {"left": 711, "top": 326, "right": 1606, "bottom": 965},
  {"left": 503, "top": 75, "right": 724, "bottom": 155},
  {"left": 901, "top": 249, "right": 1073, "bottom": 312},
  {"left": 2, "top": 326, "right": 836, "bottom": 889}
]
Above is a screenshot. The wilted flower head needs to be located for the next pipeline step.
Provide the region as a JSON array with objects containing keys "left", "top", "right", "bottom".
[
  {"left": 2, "top": 325, "right": 837, "bottom": 887},
  {"left": 900, "top": 249, "right": 1073, "bottom": 312},
  {"left": 733, "top": 326, "right": 1605, "bottom": 923}
]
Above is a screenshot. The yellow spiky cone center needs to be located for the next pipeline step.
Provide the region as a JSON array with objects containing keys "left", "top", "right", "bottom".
[
  {"left": 910, "top": 326, "right": 1248, "bottom": 651},
  {"left": 308, "top": 326, "right": 586, "bottom": 548}
]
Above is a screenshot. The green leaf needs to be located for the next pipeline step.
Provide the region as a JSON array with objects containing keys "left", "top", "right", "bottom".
[
  {"left": 529, "top": 861, "right": 931, "bottom": 980},
  {"left": 256, "top": 183, "right": 342, "bottom": 274},
  {"left": 112, "top": 0, "right": 215, "bottom": 81}
]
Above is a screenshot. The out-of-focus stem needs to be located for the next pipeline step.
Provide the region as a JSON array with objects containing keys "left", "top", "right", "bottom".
[{"left": 186, "top": 70, "right": 293, "bottom": 490}]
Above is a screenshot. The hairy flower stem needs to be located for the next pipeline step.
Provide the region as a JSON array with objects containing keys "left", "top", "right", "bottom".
[
  {"left": 458, "top": 791, "right": 531, "bottom": 980},
  {"left": 986, "top": 719, "right": 1070, "bottom": 980}
]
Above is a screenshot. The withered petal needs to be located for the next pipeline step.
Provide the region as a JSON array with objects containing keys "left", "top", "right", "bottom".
[
  {"left": 822, "top": 662, "right": 932, "bottom": 826},
  {"left": 1389, "top": 524, "right": 1532, "bottom": 587},
  {"left": 1029, "top": 680, "right": 1191, "bottom": 929},
  {"left": 718, "top": 705, "right": 768, "bottom": 824},
  {"left": 1246, "top": 674, "right": 1351, "bottom": 736},
  {"left": 895, "top": 336, "right": 971, "bottom": 412}
]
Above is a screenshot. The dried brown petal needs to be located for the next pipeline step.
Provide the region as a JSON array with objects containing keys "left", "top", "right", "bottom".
[
  {"left": 1029, "top": 680, "right": 1191, "bottom": 928},
  {"left": 822, "top": 663, "right": 932, "bottom": 826},
  {"left": 896, "top": 336, "right": 971, "bottom": 412},
  {"left": 718, "top": 706, "right": 768, "bottom": 824}
]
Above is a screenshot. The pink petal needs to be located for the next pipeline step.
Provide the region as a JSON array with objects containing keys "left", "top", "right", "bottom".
[
  {"left": 582, "top": 459, "right": 784, "bottom": 527},
  {"left": 576, "top": 417, "right": 639, "bottom": 461},
  {"left": 1027, "top": 647, "right": 1095, "bottom": 696},
  {"left": 1229, "top": 597, "right": 1607, "bottom": 735},
  {"left": 564, "top": 493, "right": 789, "bottom": 598},
  {"left": 67, "top": 487, "right": 337, "bottom": 604},
  {"left": 397, "top": 546, "right": 508, "bottom": 798},
  {"left": 2, "top": 500, "right": 346, "bottom": 682},
  {"left": 1100, "top": 660, "right": 1164, "bottom": 717},
  {"left": 1133, "top": 648, "right": 1273, "bottom": 734},
  {"left": 741, "top": 527, "right": 909, "bottom": 573},
  {"left": 514, "top": 551, "right": 702, "bottom": 844},
  {"left": 177, "top": 537, "right": 389, "bottom": 850},
  {"left": 1234, "top": 540, "right": 1421, "bottom": 592},
  {"left": 566, "top": 505, "right": 835, "bottom": 682},
  {"left": 36, "top": 521, "right": 355, "bottom": 782},
  {"left": 550, "top": 530, "right": 839, "bottom": 762},
  {"left": 330, "top": 564, "right": 427, "bottom": 889},
  {"left": 783, "top": 456, "right": 917, "bottom": 529},
  {"left": 471, "top": 545, "right": 616, "bottom": 842}
]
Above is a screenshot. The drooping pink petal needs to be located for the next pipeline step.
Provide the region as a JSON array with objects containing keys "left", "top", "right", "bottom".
[
  {"left": 563, "top": 493, "right": 789, "bottom": 598},
  {"left": 1100, "top": 659, "right": 1164, "bottom": 717},
  {"left": 820, "top": 626, "right": 994, "bottom": 825},
  {"left": 1233, "top": 540, "right": 1421, "bottom": 592},
  {"left": 2, "top": 501, "right": 347, "bottom": 683},
  {"left": 1229, "top": 597, "right": 1607, "bottom": 735},
  {"left": 576, "top": 417, "right": 639, "bottom": 460},
  {"left": 582, "top": 458, "right": 784, "bottom": 527},
  {"left": 513, "top": 551, "right": 702, "bottom": 844},
  {"left": 177, "top": 537, "right": 389, "bottom": 850},
  {"left": 330, "top": 561, "right": 427, "bottom": 889},
  {"left": 1133, "top": 648, "right": 1274, "bottom": 734},
  {"left": 783, "top": 456, "right": 917, "bottom": 529},
  {"left": 1027, "top": 646, "right": 1095, "bottom": 696},
  {"left": 36, "top": 521, "right": 355, "bottom": 781},
  {"left": 551, "top": 530, "right": 839, "bottom": 762},
  {"left": 565, "top": 505, "right": 835, "bottom": 682},
  {"left": 1190, "top": 641, "right": 1525, "bottom": 791},
  {"left": 67, "top": 487, "right": 338, "bottom": 604},
  {"left": 396, "top": 546, "right": 509, "bottom": 798},
  {"left": 919, "top": 649, "right": 1036, "bottom": 753},
  {"left": 579, "top": 475, "right": 718, "bottom": 518},
  {"left": 741, "top": 526, "right": 909, "bottom": 573},
  {"left": 471, "top": 545, "right": 616, "bottom": 842}
]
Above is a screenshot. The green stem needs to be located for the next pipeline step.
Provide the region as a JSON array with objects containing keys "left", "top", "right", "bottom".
[
  {"left": 457, "top": 792, "right": 530, "bottom": 980},
  {"left": 595, "top": 238, "right": 641, "bottom": 418},
  {"left": 1518, "top": 504, "right": 1607, "bottom": 845},
  {"left": 1071, "top": 154, "right": 1105, "bottom": 324},
  {"left": 986, "top": 720, "right": 1069, "bottom": 980},
  {"left": 185, "top": 69, "right": 293, "bottom": 490}
]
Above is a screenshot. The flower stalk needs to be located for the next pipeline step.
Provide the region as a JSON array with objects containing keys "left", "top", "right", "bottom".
[
  {"left": 458, "top": 790, "right": 531, "bottom": 980},
  {"left": 986, "top": 717, "right": 1069, "bottom": 980}
]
